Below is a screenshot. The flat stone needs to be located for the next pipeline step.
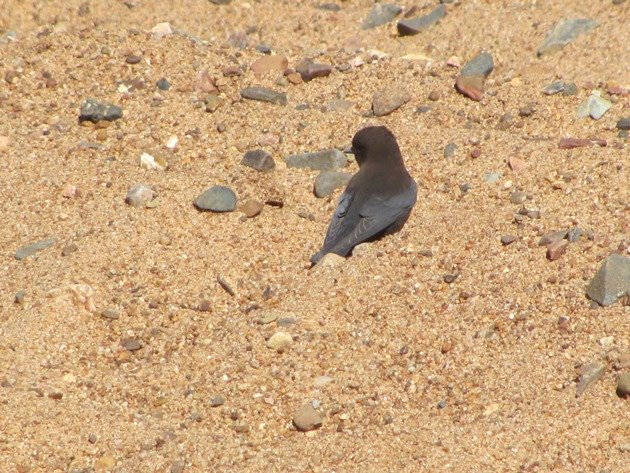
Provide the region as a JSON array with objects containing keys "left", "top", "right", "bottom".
[
  {"left": 558, "top": 137, "right": 593, "bottom": 149},
  {"left": 121, "top": 338, "right": 142, "bottom": 351},
  {"left": 125, "top": 183, "right": 154, "bottom": 207},
  {"left": 209, "top": 395, "right": 225, "bottom": 407},
  {"left": 204, "top": 95, "right": 225, "bottom": 113},
  {"left": 194, "top": 186, "right": 237, "bottom": 212},
  {"left": 296, "top": 59, "right": 332, "bottom": 81},
  {"left": 546, "top": 240, "right": 568, "bottom": 261},
  {"left": 577, "top": 92, "right": 612, "bottom": 120},
  {"left": 617, "top": 373, "right": 630, "bottom": 398},
  {"left": 397, "top": 4, "right": 445, "bottom": 36},
  {"left": 250, "top": 55, "right": 288, "bottom": 74},
  {"left": 509, "top": 191, "right": 527, "bottom": 204},
  {"left": 314, "top": 171, "right": 352, "bottom": 198},
  {"left": 15, "top": 238, "right": 56, "bottom": 260},
  {"left": 567, "top": 226, "right": 583, "bottom": 243},
  {"left": 444, "top": 143, "right": 457, "bottom": 158},
  {"left": 576, "top": 361, "right": 605, "bottom": 397},
  {"left": 508, "top": 156, "right": 527, "bottom": 172},
  {"left": 79, "top": 99, "right": 123, "bottom": 123},
  {"left": 501, "top": 235, "right": 518, "bottom": 246},
  {"left": 617, "top": 116, "right": 630, "bottom": 130},
  {"left": 537, "top": 18, "right": 598, "bottom": 56},
  {"left": 266, "top": 332, "right": 293, "bottom": 352},
  {"left": 292, "top": 404, "right": 323, "bottom": 431},
  {"left": 362, "top": 4, "right": 402, "bottom": 30},
  {"left": 538, "top": 229, "right": 568, "bottom": 246},
  {"left": 240, "top": 87, "right": 287, "bottom": 105},
  {"left": 542, "top": 81, "right": 567, "bottom": 95},
  {"left": 455, "top": 75, "right": 485, "bottom": 101},
  {"left": 372, "top": 85, "right": 410, "bottom": 116},
  {"left": 239, "top": 199, "right": 263, "bottom": 218},
  {"left": 285, "top": 149, "right": 346, "bottom": 171},
  {"left": 151, "top": 22, "right": 173, "bottom": 39},
  {"left": 317, "top": 3, "right": 341, "bottom": 11},
  {"left": 241, "top": 149, "right": 275, "bottom": 171},
  {"left": 460, "top": 52, "right": 494, "bottom": 78},
  {"left": 101, "top": 308, "right": 120, "bottom": 320},
  {"left": 586, "top": 253, "right": 630, "bottom": 306}
]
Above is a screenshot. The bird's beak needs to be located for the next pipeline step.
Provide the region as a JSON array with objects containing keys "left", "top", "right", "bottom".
[{"left": 344, "top": 146, "right": 355, "bottom": 155}]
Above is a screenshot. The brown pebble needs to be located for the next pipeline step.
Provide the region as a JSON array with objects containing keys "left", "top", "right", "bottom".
[
  {"left": 428, "top": 90, "right": 441, "bottom": 101},
  {"left": 121, "top": 337, "right": 142, "bottom": 351},
  {"left": 48, "top": 391, "right": 63, "bottom": 400},
  {"left": 470, "top": 148, "right": 481, "bottom": 158},
  {"left": 546, "top": 240, "right": 568, "bottom": 261},
  {"left": 96, "top": 129, "right": 107, "bottom": 141},
  {"left": 240, "top": 199, "right": 264, "bottom": 218},
  {"left": 222, "top": 65, "right": 242, "bottom": 77},
  {"left": 508, "top": 156, "right": 527, "bottom": 172},
  {"left": 455, "top": 75, "right": 484, "bottom": 101},
  {"left": 125, "top": 54, "right": 142, "bottom": 64},
  {"left": 287, "top": 72, "right": 303, "bottom": 85},
  {"left": 198, "top": 300, "right": 211, "bottom": 312},
  {"left": 558, "top": 137, "right": 593, "bottom": 149},
  {"left": 292, "top": 404, "right": 323, "bottom": 431},
  {"left": 501, "top": 235, "right": 518, "bottom": 246}
]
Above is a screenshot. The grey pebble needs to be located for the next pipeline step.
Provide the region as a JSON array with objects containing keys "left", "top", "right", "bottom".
[
  {"left": 567, "top": 226, "right": 583, "bottom": 243},
  {"left": 562, "top": 83, "right": 578, "bottom": 95},
  {"left": 616, "top": 116, "right": 630, "bottom": 130},
  {"left": 577, "top": 92, "right": 612, "bottom": 120},
  {"left": 501, "top": 235, "right": 518, "bottom": 246},
  {"left": 314, "top": 171, "right": 352, "bottom": 198},
  {"left": 484, "top": 172, "right": 501, "bottom": 183},
  {"left": 210, "top": 395, "right": 226, "bottom": 407},
  {"left": 444, "top": 143, "right": 457, "bottom": 158},
  {"left": 509, "top": 191, "right": 527, "bottom": 204},
  {"left": 586, "top": 253, "right": 630, "bottom": 306},
  {"left": 460, "top": 51, "right": 494, "bottom": 78},
  {"left": 542, "top": 81, "right": 566, "bottom": 95},
  {"left": 240, "top": 86, "right": 287, "bottom": 105},
  {"left": 538, "top": 229, "right": 568, "bottom": 246},
  {"left": 292, "top": 404, "right": 323, "bottom": 431},
  {"left": 285, "top": 149, "right": 347, "bottom": 171},
  {"left": 121, "top": 338, "right": 142, "bottom": 351},
  {"left": 317, "top": 3, "right": 341, "bottom": 11},
  {"left": 14, "top": 291, "right": 26, "bottom": 304},
  {"left": 296, "top": 59, "right": 332, "bottom": 82},
  {"left": 61, "top": 243, "right": 78, "bottom": 256},
  {"left": 194, "top": 186, "right": 237, "bottom": 212},
  {"left": 125, "top": 183, "right": 154, "bottom": 207},
  {"left": 101, "top": 308, "right": 120, "bottom": 320},
  {"left": 15, "top": 238, "right": 57, "bottom": 260},
  {"left": 372, "top": 85, "right": 411, "bottom": 116},
  {"left": 79, "top": 98, "right": 123, "bottom": 123},
  {"left": 362, "top": 4, "right": 402, "bottom": 30},
  {"left": 576, "top": 361, "right": 605, "bottom": 397},
  {"left": 443, "top": 273, "right": 458, "bottom": 284},
  {"left": 156, "top": 78, "right": 170, "bottom": 90},
  {"left": 537, "top": 18, "right": 598, "bottom": 56},
  {"left": 416, "top": 105, "right": 431, "bottom": 114},
  {"left": 241, "top": 149, "right": 275, "bottom": 171},
  {"left": 459, "top": 182, "right": 472, "bottom": 193},
  {"left": 397, "top": 4, "right": 445, "bottom": 36},
  {"left": 617, "top": 373, "right": 630, "bottom": 398}
]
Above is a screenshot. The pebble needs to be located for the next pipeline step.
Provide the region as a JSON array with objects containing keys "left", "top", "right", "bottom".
[
  {"left": 170, "top": 459, "right": 185, "bottom": 473},
  {"left": 204, "top": 95, "right": 225, "bottom": 113},
  {"left": 125, "top": 183, "right": 154, "bottom": 207},
  {"left": 538, "top": 229, "right": 568, "bottom": 246},
  {"left": 577, "top": 91, "right": 612, "bottom": 120},
  {"left": 292, "top": 404, "right": 323, "bottom": 431},
  {"left": 194, "top": 71, "right": 219, "bottom": 94},
  {"left": 296, "top": 59, "right": 332, "bottom": 82},
  {"left": 428, "top": 90, "right": 441, "bottom": 101},
  {"left": 537, "top": 18, "right": 598, "bottom": 56},
  {"left": 240, "top": 86, "right": 287, "bottom": 105},
  {"left": 455, "top": 52, "right": 494, "bottom": 101},
  {"left": 443, "top": 143, "right": 457, "bottom": 158},
  {"left": 372, "top": 85, "right": 410, "bottom": 116},
  {"left": 586, "top": 253, "right": 630, "bottom": 306},
  {"left": 151, "top": 22, "right": 173, "bottom": 39},
  {"left": 218, "top": 277, "right": 236, "bottom": 296},
  {"left": 566, "top": 226, "right": 582, "bottom": 242},
  {"left": 210, "top": 395, "right": 225, "bottom": 407},
  {"left": 193, "top": 186, "right": 237, "bottom": 212},
  {"left": 617, "top": 373, "right": 630, "bottom": 398},
  {"left": 125, "top": 54, "right": 142, "bottom": 64},
  {"left": 576, "top": 361, "right": 605, "bottom": 397},
  {"left": 416, "top": 105, "right": 431, "bottom": 114},
  {"left": 100, "top": 308, "right": 120, "bottom": 320},
  {"left": 483, "top": 172, "right": 501, "bottom": 183},
  {"left": 314, "top": 171, "right": 352, "bottom": 198},
  {"left": 250, "top": 55, "right": 288, "bottom": 74},
  {"left": 617, "top": 116, "right": 630, "bottom": 130},
  {"left": 519, "top": 102, "right": 536, "bottom": 117},
  {"left": 501, "top": 235, "right": 518, "bottom": 246},
  {"left": 79, "top": 99, "right": 123, "bottom": 123},
  {"left": 222, "top": 65, "right": 242, "bottom": 77},
  {"left": 140, "top": 152, "right": 167, "bottom": 171},
  {"left": 546, "top": 240, "right": 568, "bottom": 261},
  {"left": 239, "top": 199, "right": 263, "bottom": 218},
  {"left": 558, "top": 137, "right": 592, "bottom": 149},
  {"left": 256, "top": 44, "right": 272, "bottom": 54},
  {"left": 362, "top": 4, "right": 402, "bottom": 30},
  {"left": 14, "top": 291, "right": 26, "bottom": 304},
  {"left": 15, "top": 238, "right": 56, "bottom": 260},
  {"left": 509, "top": 191, "right": 527, "bottom": 204},
  {"left": 508, "top": 156, "right": 527, "bottom": 172},
  {"left": 317, "top": 3, "right": 341, "bottom": 12},
  {"left": 266, "top": 332, "right": 293, "bottom": 352},
  {"left": 156, "top": 78, "right": 170, "bottom": 90},
  {"left": 121, "top": 338, "right": 142, "bottom": 351},
  {"left": 313, "top": 376, "right": 333, "bottom": 387},
  {"left": 232, "top": 421, "right": 249, "bottom": 433},
  {"left": 397, "top": 4, "right": 445, "bottom": 36},
  {"left": 285, "top": 149, "right": 346, "bottom": 171},
  {"left": 542, "top": 81, "right": 566, "bottom": 95},
  {"left": 443, "top": 273, "right": 458, "bottom": 284},
  {"left": 562, "top": 83, "right": 578, "bottom": 95},
  {"left": 241, "top": 149, "right": 275, "bottom": 172}
]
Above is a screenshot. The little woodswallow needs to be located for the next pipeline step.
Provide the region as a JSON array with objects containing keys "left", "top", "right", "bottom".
[{"left": 310, "top": 125, "right": 417, "bottom": 264}]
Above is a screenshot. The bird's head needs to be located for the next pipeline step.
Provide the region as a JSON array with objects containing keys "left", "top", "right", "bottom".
[{"left": 345, "top": 125, "right": 402, "bottom": 167}]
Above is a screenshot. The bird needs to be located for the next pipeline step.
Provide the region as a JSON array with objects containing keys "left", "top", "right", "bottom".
[{"left": 310, "top": 125, "right": 417, "bottom": 264}]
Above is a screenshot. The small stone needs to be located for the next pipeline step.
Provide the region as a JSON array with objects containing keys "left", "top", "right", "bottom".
[
  {"left": 567, "top": 226, "right": 583, "bottom": 243},
  {"left": 558, "top": 137, "right": 593, "bottom": 149},
  {"left": 616, "top": 373, "right": 630, "bottom": 398},
  {"left": 372, "top": 85, "right": 411, "bottom": 116},
  {"left": 194, "top": 71, "right": 219, "bottom": 95},
  {"left": 94, "top": 455, "right": 116, "bottom": 472},
  {"left": 285, "top": 149, "right": 346, "bottom": 171},
  {"left": 170, "top": 459, "right": 185, "bottom": 473},
  {"left": 542, "top": 81, "right": 566, "bottom": 95},
  {"left": 241, "top": 149, "right": 275, "bottom": 171},
  {"left": 577, "top": 92, "right": 612, "bottom": 120},
  {"left": 125, "top": 183, "right": 154, "bottom": 207},
  {"left": 586, "top": 253, "right": 630, "bottom": 306},
  {"left": 313, "top": 375, "right": 333, "bottom": 387},
  {"left": 48, "top": 391, "right": 63, "bottom": 400},
  {"left": 88, "top": 434, "right": 98, "bottom": 444},
  {"left": 444, "top": 143, "right": 457, "bottom": 158},
  {"left": 538, "top": 229, "right": 569, "bottom": 246},
  {"left": 519, "top": 102, "right": 536, "bottom": 117},
  {"left": 292, "top": 404, "right": 323, "bottom": 431},
  {"left": 616, "top": 116, "right": 630, "bottom": 130},
  {"left": 428, "top": 90, "right": 441, "bottom": 101},
  {"left": 79, "top": 99, "right": 123, "bottom": 123},
  {"left": 576, "top": 361, "right": 606, "bottom": 397},
  {"left": 296, "top": 59, "right": 332, "bottom": 82},
  {"left": 204, "top": 95, "right": 225, "bottom": 113},
  {"left": 14, "top": 291, "right": 26, "bottom": 304},
  {"left": 233, "top": 420, "right": 249, "bottom": 433},
  {"left": 546, "top": 240, "right": 568, "bottom": 261},
  {"left": 267, "top": 332, "right": 293, "bottom": 352},
  {"left": 562, "top": 83, "right": 579, "bottom": 95},
  {"left": 416, "top": 105, "right": 431, "bottom": 114},
  {"left": 537, "top": 18, "right": 598, "bottom": 56},
  {"left": 501, "top": 235, "right": 518, "bottom": 246},
  {"left": 256, "top": 312, "right": 279, "bottom": 325},
  {"left": 210, "top": 395, "right": 225, "bottom": 407},
  {"left": 121, "top": 338, "right": 142, "bottom": 351},
  {"left": 287, "top": 72, "right": 303, "bottom": 85},
  {"left": 470, "top": 148, "right": 482, "bottom": 158},
  {"left": 140, "top": 152, "right": 167, "bottom": 171},
  {"left": 197, "top": 300, "right": 211, "bottom": 312},
  {"left": 397, "top": 4, "right": 445, "bottom": 36},
  {"left": 101, "top": 308, "right": 120, "bottom": 320},
  {"left": 15, "top": 238, "right": 56, "bottom": 260},
  {"left": 455, "top": 75, "right": 485, "bottom": 101},
  {"left": 459, "top": 183, "right": 472, "bottom": 193},
  {"left": 125, "top": 54, "right": 142, "bottom": 64},
  {"left": 151, "top": 22, "right": 173, "bottom": 39},
  {"left": 314, "top": 171, "right": 352, "bottom": 198},
  {"left": 460, "top": 51, "right": 494, "bottom": 78},
  {"left": 317, "top": 3, "right": 341, "bottom": 11},
  {"left": 240, "top": 86, "right": 287, "bottom": 105},
  {"left": 251, "top": 55, "right": 288, "bottom": 75},
  {"left": 222, "top": 65, "right": 242, "bottom": 77},
  {"left": 194, "top": 186, "right": 237, "bottom": 212},
  {"left": 509, "top": 191, "right": 527, "bottom": 204},
  {"left": 483, "top": 172, "right": 501, "bottom": 183},
  {"left": 508, "top": 156, "right": 527, "bottom": 172},
  {"left": 443, "top": 273, "right": 458, "bottom": 284},
  {"left": 362, "top": 4, "right": 402, "bottom": 30},
  {"left": 240, "top": 199, "right": 263, "bottom": 218}
]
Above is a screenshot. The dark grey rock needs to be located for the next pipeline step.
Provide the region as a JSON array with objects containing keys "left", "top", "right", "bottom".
[
  {"left": 459, "top": 183, "right": 472, "bottom": 193},
  {"left": 313, "top": 171, "right": 352, "bottom": 198},
  {"left": 79, "top": 99, "right": 123, "bottom": 123},
  {"left": 397, "top": 4, "right": 445, "bottom": 36},
  {"left": 460, "top": 52, "right": 494, "bottom": 78},
  {"left": 256, "top": 44, "right": 272, "bottom": 54},
  {"left": 15, "top": 238, "right": 56, "bottom": 260},
  {"left": 444, "top": 143, "right": 457, "bottom": 158},
  {"left": 616, "top": 116, "right": 630, "bottom": 130},
  {"left": 156, "top": 78, "right": 170, "bottom": 91},
  {"left": 241, "top": 149, "right": 275, "bottom": 171},
  {"left": 567, "top": 226, "right": 583, "bottom": 243},
  {"left": 209, "top": 0, "right": 231, "bottom": 4},
  {"left": 537, "top": 18, "right": 598, "bottom": 56},
  {"left": 296, "top": 59, "right": 332, "bottom": 81},
  {"left": 285, "top": 149, "right": 347, "bottom": 171},
  {"left": 194, "top": 186, "right": 237, "bottom": 212},
  {"left": 362, "top": 3, "right": 402, "bottom": 30},
  {"left": 240, "top": 87, "right": 287, "bottom": 105},
  {"left": 562, "top": 83, "right": 578, "bottom": 95},
  {"left": 586, "top": 253, "right": 630, "bottom": 306},
  {"left": 317, "top": 3, "right": 341, "bottom": 11}
]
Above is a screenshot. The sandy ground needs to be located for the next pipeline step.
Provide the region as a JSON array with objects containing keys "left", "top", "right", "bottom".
[{"left": 1, "top": 1, "right": 629, "bottom": 472}]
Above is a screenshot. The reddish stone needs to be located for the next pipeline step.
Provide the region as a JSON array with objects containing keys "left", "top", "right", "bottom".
[
  {"left": 455, "top": 75, "right": 484, "bottom": 101},
  {"left": 558, "top": 137, "right": 593, "bottom": 149}
]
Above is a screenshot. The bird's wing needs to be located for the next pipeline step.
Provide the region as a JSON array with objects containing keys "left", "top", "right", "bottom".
[{"left": 321, "top": 181, "right": 417, "bottom": 258}]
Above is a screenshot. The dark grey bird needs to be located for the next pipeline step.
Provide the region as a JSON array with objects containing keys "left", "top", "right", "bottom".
[{"left": 310, "top": 125, "right": 417, "bottom": 264}]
